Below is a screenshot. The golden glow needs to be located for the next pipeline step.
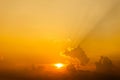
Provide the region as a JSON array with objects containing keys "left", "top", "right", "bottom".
[
  {"left": 54, "top": 63, "right": 64, "bottom": 69},
  {"left": 0, "top": 0, "right": 120, "bottom": 69}
]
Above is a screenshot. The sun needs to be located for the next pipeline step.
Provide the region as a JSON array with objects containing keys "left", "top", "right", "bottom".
[{"left": 54, "top": 63, "right": 64, "bottom": 69}]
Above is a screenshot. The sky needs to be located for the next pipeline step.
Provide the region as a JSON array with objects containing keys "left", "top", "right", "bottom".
[{"left": 0, "top": 0, "right": 120, "bottom": 65}]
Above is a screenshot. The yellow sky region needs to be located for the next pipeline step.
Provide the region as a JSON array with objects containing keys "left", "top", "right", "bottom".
[{"left": 0, "top": 0, "right": 120, "bottom": 64}]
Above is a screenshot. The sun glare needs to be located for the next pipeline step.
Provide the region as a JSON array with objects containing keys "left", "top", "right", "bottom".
[{"left": 54, "top": 63, "right": 64, "bottom": 69}]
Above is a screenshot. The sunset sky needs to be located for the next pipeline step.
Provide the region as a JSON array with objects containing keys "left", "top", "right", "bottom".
[{"left": 0, "top": 0, "right": 120, "bottom": 65}]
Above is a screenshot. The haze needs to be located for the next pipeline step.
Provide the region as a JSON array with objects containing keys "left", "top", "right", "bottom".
[{"left": 0, "top": 0, "right": 120, "bottom": 65}]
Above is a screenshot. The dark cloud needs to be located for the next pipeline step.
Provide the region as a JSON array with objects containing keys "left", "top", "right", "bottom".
[{"left": 63, "top": 46, "right": 89, "bottom": 65}]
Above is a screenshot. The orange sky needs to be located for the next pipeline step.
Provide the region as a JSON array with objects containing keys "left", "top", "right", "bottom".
[{"left": 0, "top": 0, "right": 120, "bottom": 65}]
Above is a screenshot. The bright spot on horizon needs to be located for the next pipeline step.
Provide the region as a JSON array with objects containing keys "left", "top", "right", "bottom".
[{"left": 54, "top": 63, "right": 64, "bottom": 69}]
